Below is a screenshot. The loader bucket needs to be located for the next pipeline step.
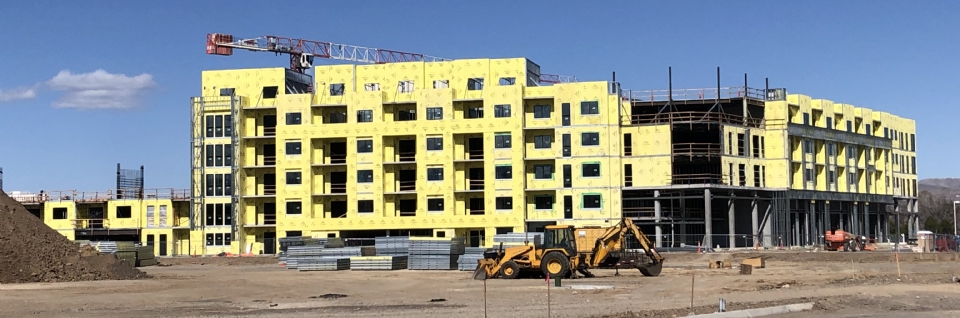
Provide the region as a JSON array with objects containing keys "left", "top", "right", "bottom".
[
  {"left": 473, "top": 259, "right": 496, "bottom": 280},
  {"left": 472, "top": 263, "right": 488, "bottom": 280},
  {"left": 638, "top": 262, "right": 663, "bottom": 277}
]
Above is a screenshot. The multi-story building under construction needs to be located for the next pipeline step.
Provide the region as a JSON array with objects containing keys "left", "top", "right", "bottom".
[{"left": 188, "top": 57, "right": 918, "bottom": 255}]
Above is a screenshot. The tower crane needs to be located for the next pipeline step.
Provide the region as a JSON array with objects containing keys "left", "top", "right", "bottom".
[{"left": 205, "top": 33, "right": 577, "bottom": 84}]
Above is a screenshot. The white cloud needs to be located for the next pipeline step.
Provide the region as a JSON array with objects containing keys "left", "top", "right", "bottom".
[
  {"left": 0, "top": 86, "right": 37, "bottom": 102},
  {"left": 46, "top": 69, "right": 156, "bottom": 109}
]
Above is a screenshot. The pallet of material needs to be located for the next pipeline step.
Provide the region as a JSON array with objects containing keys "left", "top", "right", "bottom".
[
  {"left": 350, "top": 256, "right": 408, "bottom": 270},
  {"left": 457, "top": 254, "right": 485, "bottom": 271},
  {"left": 279, "top": 236, "right": 321, "bottom": 252},
  {"left": 297, "top": 258, "right": 350, "bottom": 271},
  {"left": 284, "top": 245, "right": 326, "bottom": 269},
  {"left": 375, "top": 236, "right": 410, "bottom": 256},
  {"left": 321, "top": 246, "right": 376, "bottom": 258},
  {"left": 408, "top": 237, "right": 466, "bottom": 270},
  {"left": 493, "top": 233, "right": 542, "bottom": 246}
]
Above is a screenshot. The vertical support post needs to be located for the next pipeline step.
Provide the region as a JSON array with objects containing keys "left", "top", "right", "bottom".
[
  {"left": 804, "top": 202, "right": 811, "bottom": 246},
  {"left": 809, "top": 201, "right": 818, "bottom": 245},
  {"left": 751, "top": 197, "right": 759, "bottom": 247},
  {"left": 913, "top": 200, "right": 920, "bottom": 238},
  {"left": 668, "top": 67, "right": 673, "bottom": 102},
  {"left": 654, "top": 190, "right": 663, "bottom": 248},
  {"left": 704, "top": 189, "right": 712, "bottom": 248},
  {"left": 824, "top": 201, "right": 832, "bottom": 232},
  {"left": 728, "top": 192, "right": 736, "bottom": 249},
  {"left": 864, "top": 202, "right": 870, "bottom": 239},
  {"left": 850, "top": 202, "right": 863, "bottom": 235}
]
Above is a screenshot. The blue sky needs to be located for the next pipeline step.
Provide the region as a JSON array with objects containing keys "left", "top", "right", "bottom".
[{"left": 0, "top": 1, "right": 956, "bottom": 191}]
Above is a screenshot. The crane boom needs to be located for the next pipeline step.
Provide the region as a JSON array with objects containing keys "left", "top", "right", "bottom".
[{"left": 206, "top": 33, "right": 577, "bottom": 84}]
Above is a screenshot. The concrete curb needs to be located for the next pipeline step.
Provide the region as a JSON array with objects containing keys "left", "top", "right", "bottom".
[{"left": 687, "top": 302, "right": 815, "bottom": 317}]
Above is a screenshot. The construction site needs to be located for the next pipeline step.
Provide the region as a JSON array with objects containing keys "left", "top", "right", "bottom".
[{"left": 0, "top": 32, "right": 956, "bottom": 318}]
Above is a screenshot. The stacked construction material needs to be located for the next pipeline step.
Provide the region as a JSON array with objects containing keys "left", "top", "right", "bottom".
[
  {"left": 374, "top": 236, "right": 410, "bottom": 256},
  {"left": 322, "top": 237, "right": 345, "bottom": 248},
  {"left": 114, "top": 242, "right": 140, "bottom": 265},
  {"left": 457, "top": 247, "right": 488, "bottom": 271},
  {"left": 89, "top": 241, "right": 120, "bottom": 254},
  {"left": 349, "top": 256, "right": 408, "bottom": 270},
  {"left": 284, "top": 245, "right": 325, "bottom": 270},
  {"left": 136, "top": 245, "right": 159, "bottom": 267},
  {"left": 278, "top": 236, "right": 324, "bottom": 252},
  {"left": 320, "top": 246, "right": 376, "bottom": 258},
  {"left": 493, "top": 232, "right": 543, "bottom": 247},
  {"left": 297, "top": 257, "right": 350, "bottom": 271},
  {"left": 408, "top": 237, "right": 465, "bottom": 270}
]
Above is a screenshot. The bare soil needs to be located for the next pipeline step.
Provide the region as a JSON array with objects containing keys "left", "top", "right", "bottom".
[
  {"left": 2, "top": 250, "right": 960, "bottom": 318},
  {"left": 0, "top": 191, "right": 145, "bottom": 284}
]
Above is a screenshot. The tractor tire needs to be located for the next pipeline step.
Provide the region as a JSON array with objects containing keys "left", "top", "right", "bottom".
[
  {"left": 540, "top": 252, "right": 570, "bottom": 278},
  {"left": 499, "top": 260, "right": 520, "bottom": 279}
]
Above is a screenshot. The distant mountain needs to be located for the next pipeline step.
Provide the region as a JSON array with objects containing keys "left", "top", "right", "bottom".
[{"left": 919, "top": 178, "right": 960, "bottom": 198}]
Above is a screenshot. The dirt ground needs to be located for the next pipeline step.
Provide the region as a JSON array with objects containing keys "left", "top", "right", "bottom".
[{"left": 2, "top": 251, "right": 960, "bottom": 318}]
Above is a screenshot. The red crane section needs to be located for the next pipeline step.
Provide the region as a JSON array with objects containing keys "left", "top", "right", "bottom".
[{"left": 206, "top": 33, "right": 577, "bottom": 84}]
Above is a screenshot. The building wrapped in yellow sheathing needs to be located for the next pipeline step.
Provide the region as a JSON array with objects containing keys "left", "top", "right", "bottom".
[{"left": 187, "top": 58, "right": 918, "bottom": 254}]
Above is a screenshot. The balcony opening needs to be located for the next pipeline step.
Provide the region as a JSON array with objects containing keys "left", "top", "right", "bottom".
[
  {"left": 330, "top": 142, "right": 347, "bottom": 164},
  {"left": 399, "top": 169, "right": 416, "bottom": 192},
  {"left": 397, "top": 109, "right": 416, "bottom": 121},
  {"left": 623, "top": 133, "right": 632, "bottom": 156},
  {"left": 326, "top": 107, "right": 348, "bottom": 124},
  {"left": 469, "top": 168, "right": 484, "bottom": 190},
  {"left": 330, "top": 201, "right": 347, "bottom": 218},
  {"left": 262, "top": 144, "right": 276, "bottom": 166},
  {"left": 398, "top": 199, "right": 416, "bottom": 217},
  {"left": 330, "top": 171, "right": 347, "bottom": 193},
  {"left": 469, "top": 197, "right": 485, "bottom": 215},
  {"left": 262, "top": 202, "right": 277, "bottom": 225},
  {"left": 397, "top": 139, "right": 416, "bottom": 162},
  {"left": 468, "top": 137, "right": 483, "bottom": 160},
  {"left": 263, "top": 173, "right": 276, "bottom": 195},
  {"left": 263, "top": 115, "right": 277, "bottom": 136}
]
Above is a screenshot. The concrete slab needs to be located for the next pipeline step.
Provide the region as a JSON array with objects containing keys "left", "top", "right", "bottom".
[
  {"left": 558, "top": 284, "right": 616, "bottom": 290},
  {"left": 688, "top": 302, "right": 814, "bottom": 317}
]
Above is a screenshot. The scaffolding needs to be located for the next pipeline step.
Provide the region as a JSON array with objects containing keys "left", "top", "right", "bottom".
[
  {"left": 190, "top": 95, "right": 243, "bottom": 240},
  {"left": 115, "top": 164, "right": 144, "bottom": 199}
]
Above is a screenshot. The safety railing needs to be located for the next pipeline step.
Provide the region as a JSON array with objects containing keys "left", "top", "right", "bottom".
[
  {"left": 263, "top": 155, "right": 277, "bottom": 166},
  {"left": 670, "top": 173, "right": 728, "bottom": 185},
  {"left": 672, "top": 143, "right": 723, "bottom": 159},
  {"left": 330, "top": 183, "right": 347, "bottom": 194},
  {"left": 629, "top": 111, "right": 764, "bottom": 127},
  {"left": 9, "top": 188, "right": 192, "bottom": 203},
  {"left": 623, "top": 86, "right": 768, "bottom": 103},
  {"left": 469, "top": 179, "right": 485, "bottom": 190},
  {"left": 398, "top": 180, "right": 416, "bottom": 192},
  {"left": 397, "top": 152, "right": 416, "bottom": 162},
  {"left": 263, "top": 184, "right": 277, "bottom": 195},
  {"left": 73, "top": 218, "right": 109, "bottom": 229},
  {"left": 330, "top": 154, "right": 347, "bottom": 164},
  {"left": 467, "top": 151, "right": 484, "bottom": 160}
]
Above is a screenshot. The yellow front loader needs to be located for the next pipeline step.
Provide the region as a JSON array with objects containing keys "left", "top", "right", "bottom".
[{"left": 473, "top": 218, "right": 664, "bottom": 279}]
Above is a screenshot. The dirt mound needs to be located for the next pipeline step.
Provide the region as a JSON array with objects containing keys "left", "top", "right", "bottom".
[{"left": 0, "top": 190, "right": 146, "bottom": 283}]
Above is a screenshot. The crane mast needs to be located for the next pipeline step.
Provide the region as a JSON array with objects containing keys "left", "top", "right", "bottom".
[{"left": 206, "top": 33, "right": 577, "bottom": 84}]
